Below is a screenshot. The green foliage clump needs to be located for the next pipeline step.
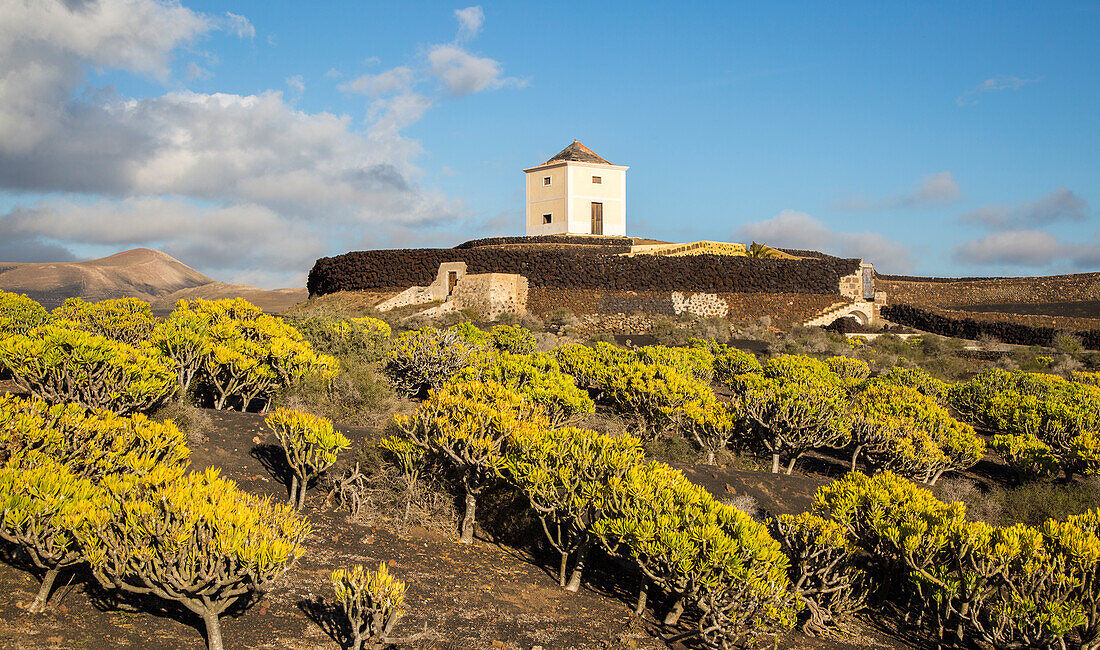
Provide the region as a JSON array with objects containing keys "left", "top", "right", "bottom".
[
  {"left": 812, "top": 471, "right": 1100, "bottom": 649},
  {"left": 0, "top": 456, "right": 104, "bottom": 613},
  {"left": 488, "top": 324, "right": 536, "bottom": 354},
  {"left": 637, "top": 344, "right": 715, "bottom": 383},
  {"left": 1072, "top": 370, "right": 1100, "bottom": 387},
  {"left": 291, "top": 315, "right": 391, "bottom": 363},
  {"left": 594, "top": 461, "right": 799, "bottom": 644},
  {"left": 455, "top": 352, "right": 593, "bottom": 427},
  {"left": 553, "top": 342, "right": 716, "bottom": 442},
  {"left": 180, "top": 298, "right": 340, "bottom": 410},
  {"left": 0, "top": 325, "right": 177, "bottom": 414},
  {"left": 80, "top": 467, "right": 311, "bottom": 650},
  {"left": 691, "top": 338, "right": 762, "bottom": 384},
  {"left": 331, "top": 562, "right": 408, "bottom": 650},
  {"left": 951, "top": 369, "right": 1100, "bottom": 479},
  {"left": 393, "top": 381, "right": 545, "bottom": 544},
  {"left": 868, "top": 366, "right": 949, "bottom": 404},
  {"left": 0, "top": 395, "right": 189, "bottom": 482},
  {"left": 446, "top": 320, "right": 488, "bottom": 347},
  {"left": 265, "top": 408, "right": 350, "bottom": 510},
  {"left": 0, "top": 290, "right": 48, "bottom": 335},
  {"left": 728, "top": 354, "right": 850, "bottom": 474},
  {"left": 503, "top": 426, "right": 644, "bottom": 591},
  {"left": 681, "top": 396, "right": 740, "bottom": 465},
  {"left": 849, "top": 383, "right": 984, "bottom": 484},
  {"left": 824, "top": 356, "right": 870, "bottom": 381},
  {"left": 51, "top": 297, "right": 156, "bottom": 345},
  {"left": 382, "top": 327, "right": 475, "bottom": 397}
]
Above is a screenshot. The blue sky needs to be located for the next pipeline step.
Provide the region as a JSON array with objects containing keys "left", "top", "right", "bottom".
[{"left": 1, "top": 1, "right": 1097, "bottom": 286}]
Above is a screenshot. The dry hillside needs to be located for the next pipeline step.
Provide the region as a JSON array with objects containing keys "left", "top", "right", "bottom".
[{"left": 0, "top": 249, "right": 306, "bottom": 313}]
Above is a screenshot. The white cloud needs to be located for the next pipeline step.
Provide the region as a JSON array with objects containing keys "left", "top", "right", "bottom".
[
  {"left": 959, "top": 187, "right": 1088, "bottom": 230},
  {"left": 951, "top": 230, "right": 1063, "bottom": 266},
  {"left": 222, "top": 12, "right": 255, "bottom": 40},
  {"left": 0, "top": 0, "right": 517, "bottom": 287},
  {"left": 957, "top": 75, "right": 1041, "bottom": 106},
  {"left": 340, "top": 66, "right": 415, "bottom": 97},
  {"left": 734, "top": 210, "right": 916, "bottom": 273},
  {"left": 951, "top": 229, "right": 1100, "bottom": 270},
  {"left": 428, "top": 44, "right": 514, "bottom": 96},
  {"left": 834, "top": 171, "right": 961, "bottom": 210},
  {"left": 285, "top": 74, "right": 305, "bottom": 94},
  {"left": 186, "top": 61, "right": 212, "bottom": 80},
  {"left": 454, "top": 6, "right": 485, "bottom": 41}
]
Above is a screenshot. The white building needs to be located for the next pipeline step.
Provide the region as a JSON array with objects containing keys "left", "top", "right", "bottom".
[{"left": 523, "top": 141, "right": 628, "bottom": 236}]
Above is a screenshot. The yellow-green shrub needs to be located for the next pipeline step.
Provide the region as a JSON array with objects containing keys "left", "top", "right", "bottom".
[
  {"left": 488, "top": 324, "right": 536, "bottom": 354},
  {"left": 0, "top": 325, "right": 177, "bottom": 414},
  {"left": 393, "top": 381, "right": 546, "bottom": 543},
  {"left": 869, "top": 366, "right": 949, "bottom": 404},
  {"left": 503, "top": 426, "right": 643, "bottom": 591},
  {"left": 80, "top": 467, "right": 311, "bottom": 650},
  {"left": 291, "top": 315, "right": 391, "bottom": 362},
  {"left": 728, "top": 355, "right": 850, "bottom": 474},
  {"left": 594, "top": 461, "right": 798, "bottom": 642},
  {"left": 811, "top": 471, "right": 1100, "bottom": 648},
  {"left": 1072, "top": 370, "right": 1100, "bottom": 387},
  {"left": 0, "top": 395, "right": 189, "bottom": 482},
  {"left": 170, "top": 299, "right": 339, "bottom": 410},
  {"left": 950, "top": 369, "right": 1100, "bottom": 479},
  {"left": 0, "top": 456, "right": 105, "bottom": 613},
  {"left": 849, "top": 383, "right": 984, "bottom": 484},
  {"left": 51, "top": 297, "right": 156, "bottom": 345},
  {"left": 553, "top": 342, "right": 715, "bottom": 440},
  {"left": 0, "top": 291, "right": 48, "bottom": 336},
  {"left": 825, "top": 356, "right": 870, "bottom": 381},
  {"left": 447, "top": 321, "right": 488, "bottom": 347},
  {"left": 331, "top": 562, "right": 408, "bottom": 650},
  {"left": 638, "top": 344, "right": 716, "bottom": 383},
  {"left": 681, "top": 396, "right": 740, "bottom": 465},
  {"left": 454, "top": 352, "right": 594, "bottom": 427},
  {"left": 265, "top": 408, "right": 350, "bottom": 509},
  {"left": 149, "top": 307, "right": 212, "bottom": 394},
  {"left": 691, "top": 338, "right": 762, "bottom": 384},
  {"left": 382, "top": 327, "right": 475, "bottom": 397}
]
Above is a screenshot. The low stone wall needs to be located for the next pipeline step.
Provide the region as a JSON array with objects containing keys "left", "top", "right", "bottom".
[
  {"left": 881, "top": 304, "right": 1100, "bottom": 350},
  {"left": 878, "top": 272, "right": 1100, "bottom": 308}
]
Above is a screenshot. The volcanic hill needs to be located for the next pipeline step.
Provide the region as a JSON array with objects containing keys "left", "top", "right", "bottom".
[{"left": 0, "top": 248, "right": 306, "bottom": 313}]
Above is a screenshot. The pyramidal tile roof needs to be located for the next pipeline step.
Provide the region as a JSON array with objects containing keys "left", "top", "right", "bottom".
[{"left": 544, "top": 140, "right": 612, "bottom": 165}]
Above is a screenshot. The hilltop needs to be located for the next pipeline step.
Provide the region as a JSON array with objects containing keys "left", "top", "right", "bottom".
[{"left": 0, "top": 249, "right": 306, "bottom": 313}]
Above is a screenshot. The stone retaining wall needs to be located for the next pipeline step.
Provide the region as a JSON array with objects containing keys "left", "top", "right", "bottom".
[
  {"left": 878, "top": 272, "right": 1100, "bottom": 308},
  {"left": 308, "top": 248, "right": 861, "bottom": 296}
]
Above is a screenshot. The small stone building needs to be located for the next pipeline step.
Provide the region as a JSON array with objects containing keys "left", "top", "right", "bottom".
[{"left": 523, "top": 141, "right": 628, "bottom": 237}]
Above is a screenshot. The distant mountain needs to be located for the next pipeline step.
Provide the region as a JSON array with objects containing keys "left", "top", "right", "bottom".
[{"left": 0, "top": 249, "right": 306, "bottom": 313}]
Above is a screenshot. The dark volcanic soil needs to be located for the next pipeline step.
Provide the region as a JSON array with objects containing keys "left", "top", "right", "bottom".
[{"left": 0, "top": 409, "right": 910, "bottom": 650}]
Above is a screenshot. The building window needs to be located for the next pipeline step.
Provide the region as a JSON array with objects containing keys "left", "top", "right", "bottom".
[
  {"left": 543, "top": 176, "right": 551, "bottom": 186},
  {"left": 592, "top": 175, "right": 602, "bottom": 184},
  {"left": 542, "top": 213, "right": 552, "bottom": 224}
]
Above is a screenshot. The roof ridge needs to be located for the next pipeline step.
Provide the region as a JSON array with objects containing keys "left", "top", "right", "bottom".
[{"left": 544, "top": 140, "right": 612, "bottom": 165}]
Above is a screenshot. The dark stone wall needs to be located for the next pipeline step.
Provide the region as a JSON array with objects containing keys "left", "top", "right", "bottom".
[
  {"left": 307, "top": 248, "right": 862, "bottom": 297},
  {"left": 882, "top": 304, "right": 1100, "bottom": 350}
]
